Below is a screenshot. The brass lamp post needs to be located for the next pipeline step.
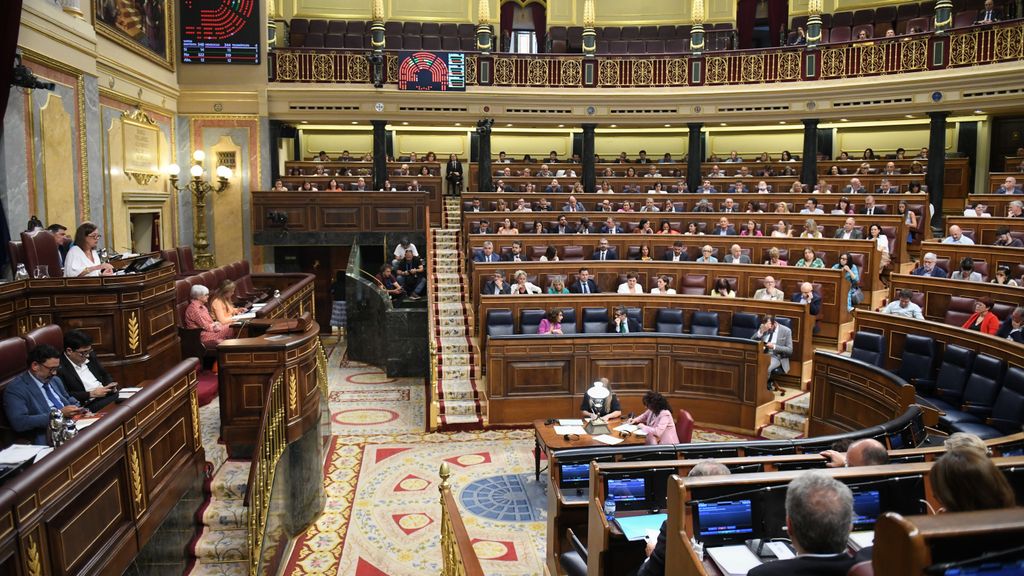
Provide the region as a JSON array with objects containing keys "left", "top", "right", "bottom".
[{"left": 167, "top": 150, "right": 231, "bottom": 269}]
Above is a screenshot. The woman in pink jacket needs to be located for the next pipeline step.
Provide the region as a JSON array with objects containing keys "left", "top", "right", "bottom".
[{"left": 629, "top": 391, "right": 679, "bottom": 445}]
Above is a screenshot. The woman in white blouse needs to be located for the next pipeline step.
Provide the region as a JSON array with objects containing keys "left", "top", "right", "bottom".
[
  {"left": 649, "top": 275, "right": 676, "bottom": 295},
  {"left": 64, "top": 222, "right": 114, "bottom": 277},
  {"left": 617, "top": 272, "right": 645, "bottom": 294},
  {"left": 512, "top": 270, "right": 542, "bottom": 294}
]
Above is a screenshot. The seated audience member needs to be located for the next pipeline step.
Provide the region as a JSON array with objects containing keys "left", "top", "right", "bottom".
[
  {"left": 754, "top": 276, "right": 785, "bottom": 300},
  {"left": 562, "top": 195, "right": 586, "bottom": 212},
  {"left": 539, "top": 246, "right": 560, "bottom": 262},
  {"left": 993, "top": 226, "right": 1023, "bottom": 247},
  {"left": 930, "top": 448, "right": 1016, "bottom": 513},
  {"left": 944, "top": 432, "right": 989, "bottom": 455},
  {"left": 351, "top": 177, "right": 367, "bottom": 191},
  {"left": 547, "top": 276, "right": 569, "bottom": 294},
  {"left": 467, "top": 199, "right": 482, "bottom": 213},
  {"left": 995, "top": 176, "right": 1020, "bottom": 194},
  {"left": 550, "top": 215, "right": 575, "bottom": 234},
  {"left": 57, "top": 330, "right": 117, "bottom": 410},
  {"left": 794, "top": 246, "right": 824, "bottom": 268},
  {"left": 820, "top": 438, "right": 889, "bottom": 468},
  {"left": 911, "top": 252, "right": 947, "bottom": 277},
  {"left": 638, "top": 461, "right": 730, "bottom": 576},
  {"left": 650, "top": 275, "right": 676, "bottom": 295},
  {"left": 866, "top": 224, "right": 891, "bottom": 269},
  {"left": 535, "top": 197, "right": 552, "bottom": 212},
  {"left": 636, "top": 150, "right": 651, "bottom": 164},
  {"left": 640, "top": 198, "right": 661, "bottom": 213},
  {"left": 997, "top": 306, "right": 1024, "bottom": 343},
  {"left": 545, "top": 178, "right": 562, "bottom": 193},
  {"left": 392, "top": 238, "right": 418, "bottom": 268},
  {"left": 3, "top": 344, "right": 85, "bottom": 444},
  {"left": 883, "top": 289, "right": 924, "bottom": 319},
  {"left": 46, "top": 223, "right": 70, "bottom": 267},
  {"left": 481, "top": 271, "right": 511, "bottom": 295},
  {"left": 581, "top": 378, "right": 621, "bottom": 419},
  {"left": 628, "top": 391, "right": 679, "bottom": 445},
  {"left": 834, "top": 217, "right": 863, "bottom": 239},
  {"left": 725, "top": 150, "right": 743, "bottom": 163},
  {"left": 540, "top": 309, "right": 565, "bottom": 336},
  {"left": 724, "top": 244, "right": 751, "bottom": 264},
  {"left": 184, "top": 284, "right": 234, "bottom": 349},
  {"left": 751, "top": 314, "right": 792, "bottom": 393},
  {"left": 664, "top": 241, "right": 689, "bottom": 262},
  {"left": 64, "top": 221, "right": 114, "bottom": 277},
  {"left": 962, "top": 296, "right": 999, "bottom": 335},
  {"left": 950, "top": 257, "right": 983, "bottom": 282},
  {"left": 711, "top": 278, "right": 736, "bottom": 298},
  {"left": 832, "top": 197, "right": 855, "bottom": 215},
  {"left": 569, "top": 268, "right": 599, "bottom": 294},
  {"left": 713, "top": 217, "right": 736, "bottom": 236},
  {"left": 617, "top": 272, "right": 645, "bottom": 294},
  {"left": 637, "top": 220, "right": 655, "bottom": 235},
  {"left": 792, "top": 282, "right": 822, "bottom": 316},
  {"left": 511, "top": 270, "right": 542, "bottom": 295},
  {"left": 600, "top": 217, "right": 623, "bottom": 234},
  {"left": 764, "top": 246, "right": 787, "bottom": 266},
  {"left": 592, "top": 238, "right": 618, "bottom": 261},
  {"left": 513, "top": 198, "right": 532, "bottom": 212},
  {"left": 746, "top": 200, "right": 765, "bottom": 213},
  {"left": 860, "top": 195, "right": 882, "bottom": 216},
  {"left": 608, "top": 305, "right": 642, "bottom": 334},
  {"left": 876, "top": 178, "right": 898, "bottom": 194},
  {"left": 740, "top": 219, "right": 762, "bottom": 236},
  {"left": 881, "top": 161, "right": 899, "bottom": 175},
  {"left": 695, "top": 245, "right": 718, "bottom": 263},
  {"left": 407, "top": 179, "right": 423, "bottom": 191},
  {"left": 748, "top": 472, "right": 866, "bottom": 576},
  {"left": 942, "top": 224, "right": 974, "bottom": 244},
  {"left": 696, "top": 179, "right": 717, "bottom": 193},
  {"left": 692, "top": 198, "right": 714, "bottom": 213},
  {"left": 843, "top": 177, "right": 867, "bottom": 194},
  {"left": 800, "top": 218, "right": 823, "bottom": 239},
  {"left": 991, "top": 265, "right": 1019, "bottom": 286},
  {"left": 506, "top": 241, "right": 529, "bottom": 262},
  {"left": 800, "top": 198, "right": 824, "bottom": 214},
  {"left": 1008, "top": 200, "right": 1024, "bottom": 218},
  {"left": 315, "top": 150, "right": 330, "bottom": 162},
  {"left": 376, "top": 264, "right": 405, "bottom": 300},
  {"left": 272, "top": 180, "right": 289, "bottom": 191},
  {"left": 474, "top": 240, "right": 502, "bottom": 263},
  {"left": 684, "top": 222, "right": 704, "bottom": 236},
  {"left": 210, "top": 280, "right": 247, "bottom": 324},
  {"left": 963, "top": 202, "right": 990, "bottom": 217},
  {"left": 396, "top": 249, "right": 427, "bottom": 300}
]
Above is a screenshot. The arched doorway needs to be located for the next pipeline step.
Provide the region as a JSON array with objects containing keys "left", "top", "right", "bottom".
[{"left": 500, "top": 0, "right": 547, "bottom": 53}]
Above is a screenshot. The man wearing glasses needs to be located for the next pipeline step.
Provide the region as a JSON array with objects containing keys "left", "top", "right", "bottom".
[
  {"left": 3, "top": 344, "right": 84, "bottom": 444},
  {"left": 57, "top": 329, "right": 118, "bottom": 411}
]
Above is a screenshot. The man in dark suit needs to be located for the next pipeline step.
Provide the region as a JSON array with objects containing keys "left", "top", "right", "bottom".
[
  {"left": 445, "top": 154, "right": 462, "bottom": 196},
  {"left": 352, "top": 177, "right": 367, "bottom": 191},
  {"left": 859, "top": 195, "right": 884, "bottom": 216},
  {"left": 910, "top": 252, "right": 948, "bottom": 278},
  {"left": 833, "top": 217, "right": 863, "bottom": 239},
  {"left": 545, "top": 179, "right": 563, "bottom": 193},
  {"left": 3, "top": 344, "right": 84, "bottom": 445},
  {"left": 607, "top": 306, "right": 641, "bottom": 333},
  {"left": 549, "top": 215, "right": 575, "bottom": 234},
  {"left": 997, "top": 306, "right": 1024, "bottom": 343},
  {"left": 791, "top": 282, "right": 822, "bottom": 316},
  {"left": 663, "top": 241, "right": 689, "bottom": 262},
  {"left": 975, "top": 0, "right": 1002, "bottom": 23},
  {"left": 473, "top": 241, "right": 502, "bottom": 263},
  {"left": 481, "top": 271, "right": 511, "bottom": 295},
  {"left": 591, "top": 238, "right": 618, "bottom": 261},
  {"left": 569, "top": 268, "right": 599, "bottom": 294},
  {"left": 505, "top": 241, "right": 530, "bottom": 263},
  {"left": 562, "top": 195, "right": 585, "bottom": 212},
  {"left": 468, "top": 199, "right": 482, "bottom": 212},
  {"left": 576, "top": 217, "right": 594, "bottom": 234},
  {"left": 599, "top": 217, "right": 623, "bottom": 234},
  {"left": 47, "top": 224, "right": 70, "bottom": 268},
  {"left": 712, "top": 216, "right": 737, "bottom": 236},
  {"left": 57, "top": 329, "right": 118, "bottom": 410},
  {"left": 749, "top": 472, "right": 865, "bottom": 576},
  {"left": 875, "top": 178, "right": 899, "bottom": 194},
  {"left": 843, "top": 177, "right": 866, "bottom": 195}
]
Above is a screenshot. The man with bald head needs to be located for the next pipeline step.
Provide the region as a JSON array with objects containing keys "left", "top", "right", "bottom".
[
  {"left": 942, "top": 224, "right": 974, "bottom": 245},
  {"left": 791, "top": 281, "right": 822, "bottom": 318},
  {"left": 820, "top": 438, "right": 889, "bottom": 468}
]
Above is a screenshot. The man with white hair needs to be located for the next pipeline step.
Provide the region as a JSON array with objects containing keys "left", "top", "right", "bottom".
[
  {"left": 995, "top": 175, "right": 1019, "bottom": 194},
  {"left": 911, "top": 253, "right": 948, "bottom": 278},
  {"left": 843, "top": 177, "right": 866, "bottom": 194},
  {"left": 942, "top": 224, "right": 974, "bottom": 245},
  {"left": 1007, "top": 200, "right": 1023, "bottom": 218}
]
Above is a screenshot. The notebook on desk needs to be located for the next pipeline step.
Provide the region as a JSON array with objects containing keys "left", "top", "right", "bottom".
[
  {"left": 614, "top": 513, "right": 667, "bottom": 541},
  {"left": 706, "top": 545, "right": 762, "bottom": 576}
]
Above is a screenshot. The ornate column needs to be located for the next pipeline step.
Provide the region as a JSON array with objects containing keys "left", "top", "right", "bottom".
[
  {"left": 582, "top": 0, "right": 597, "bottom": 56},
  {"left": 476, "top": 119, "right": 494, "bottom": 192},
  {"left": 372, "top": 120, "right": 387, "bottom": 190},
  {"left": 806, "top": 0, "right": 824, "bottom": 47},
  {"left": 690, "top": 0, "right": 706, "bottom": 54},
  {"left": 686, "top": 122, "right": 704, "bottom": 195},
  {"left": 369, "top": 0, "right": 385, "bottom": 87},
  {"left": 582, "top": 124, "right": 596, "bottom": 193},
  {"left": 267, "top": 0, "right": 279, "bottom": 47},
  {"left": 476, "top": 0, "right": 494, "bottom": 85},
  {"left": 61, "top": 0, "right": 83, "bottom": 18},
  {"left": 926, "top": 111, "right": 949, "bottom": 225},
  {"left": 801, "top": 119, "right": 819, "bottom": 187},
  {"left": 934, "top": 0, "right": 954, "bottom": 34}
]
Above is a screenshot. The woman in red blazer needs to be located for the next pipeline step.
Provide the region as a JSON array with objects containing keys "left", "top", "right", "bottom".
[{"left": 962, "top": 296, "right": 1000, "bottom": 335}]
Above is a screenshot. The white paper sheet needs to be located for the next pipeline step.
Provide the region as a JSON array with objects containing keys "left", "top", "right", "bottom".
[
  {"left": 553, "top": 426, "right": 587, "bottom": 436},
  {"left": 593, "top": 434, "right": 624, "bottom": 445},
  {"left": 0, "top": 444, "right": 48, "bottom": 465}
]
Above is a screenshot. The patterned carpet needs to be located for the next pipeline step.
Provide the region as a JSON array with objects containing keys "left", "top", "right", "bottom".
[{"left": 281, "top": 347, "right": 748, "bottom": 576}]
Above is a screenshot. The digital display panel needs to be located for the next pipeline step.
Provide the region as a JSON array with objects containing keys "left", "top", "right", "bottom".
[
  {"left": 695, "top": 500, "right": 755, "bottom": 540},
  {"left": 559, "top": 463, "right": 589, "bottom": 489},
  {"left": 398, "top": 52, "right": 466, "bottom": 91},
  {"left": 181, "top": 0, "right": 261, "bottom": 64}
]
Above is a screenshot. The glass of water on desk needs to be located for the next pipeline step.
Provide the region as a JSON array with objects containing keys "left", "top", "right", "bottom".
[{"left": 34, "top": 265, "right": 49, "bottom": 279}]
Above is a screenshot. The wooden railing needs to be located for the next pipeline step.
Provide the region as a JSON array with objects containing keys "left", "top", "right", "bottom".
[
  {"left": 439, "top": 463, "right": 484, "bottom": 576},
  {"left": 269, "top": 21, "right": 1024, "bottom": 87},
  {"left": 245, "top": 368, "right": 288, "bottom": 576}
]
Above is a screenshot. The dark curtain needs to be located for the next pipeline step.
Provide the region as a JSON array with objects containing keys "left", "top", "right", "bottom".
[
  {"left": 500, "top": 3, "right": 516, "bottom": 52},
  {"left": 737, "top": 0, "right": 758, "bottom": 49},
  {"left": 530, "top": 3, "right": 547, "bottom": 53},
  {"left": 0, "top": 1, "right": 23, "bottom": 274},
  {"left": 768, "top": 0, "right": 788, "bottom": 46}
]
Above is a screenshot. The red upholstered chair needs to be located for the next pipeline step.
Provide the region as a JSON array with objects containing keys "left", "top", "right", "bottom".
[
  {"left": 177, "top": 245, "right": 207, "bottom": 275},
  {"left": 211, "top": 266, "right": 228, "bottom": 290},
  {"left": 20, "top": 230, "right": 63, "bottom": 278},
  {"left": 0, "top": 336, "right": 30, "bottom": 443},
  {"left": 24, "top": 324, "right": 63, "bottom": 352},
  {"left": 675, "top": 409, "right": 694, "bottom": 443},
  {"left": 289, "top": 19, "right": 309, "bottom": 47},
  {"left": 829, "top": 26, "right": 852, "bottom": 43},
  {"left": 847, "top": 560, "right": 873, "bottom": 576},
  {"left": 7, "top": 241, "right": 25, "bottom": 275},
  {"left": 160, "top": 249, "right": 181, "bottom": 276},
  {"left": 944, "top": 296, "right": 977, "bottom": 327}
]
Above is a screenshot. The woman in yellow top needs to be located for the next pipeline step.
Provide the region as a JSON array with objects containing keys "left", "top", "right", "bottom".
[{"left": 210, "top": 280, "right": 247, "bottom": 324}]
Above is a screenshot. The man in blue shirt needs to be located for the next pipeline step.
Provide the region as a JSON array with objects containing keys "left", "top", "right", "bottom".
[{"left": 3, "top": 344, "right": 83, "bottom": 445}]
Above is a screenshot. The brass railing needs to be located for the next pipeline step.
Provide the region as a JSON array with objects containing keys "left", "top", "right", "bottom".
[
  {"left": 269, "top": 21, "right": 1024, "bottom": 87},
  {"left": 439, "top": 463, "right": 484, "bottom": 576},
  {"left": 245, "top": 368, "right": 288, "bottom": 576}
]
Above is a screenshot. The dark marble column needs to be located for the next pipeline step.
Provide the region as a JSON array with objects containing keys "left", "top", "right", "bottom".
[
  {"left": 801, "top": 118, "right": 819, "bottom": 187},
  {"left": 582, "top": 123, "right": 596, "bottom": 192},
  {"left": 372, "top": 120, "right": 387, "bottom": 190},
  {"left": 477, "top": 119, "right": 493, "bottom": 192},
  {"left": 926, "top": 111, "right": 949, "bottom": 226},
  {"left": 687, "top": 122, "right": 703, "bottom": 194}
]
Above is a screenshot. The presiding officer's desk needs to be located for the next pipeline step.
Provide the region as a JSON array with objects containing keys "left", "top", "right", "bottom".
[
  {"left": 0, "top": 358, "right": 203, "bottom": 576},
  {"left": 217, "top": 319, "right": 322, "bottom": 458}
]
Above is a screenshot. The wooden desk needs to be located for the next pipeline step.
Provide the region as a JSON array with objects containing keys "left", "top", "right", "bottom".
[
  {"left": 252, "top": 190, "right": 429, "bottom": 240},
  {"left": 533, "top": 418, "right": 646, "bottom": 482},
  {"left": 944, "top": 216, "right": 1024, "bottom": 246},
  {"left": 918, "top": 240, "right": 1024, "bottom": 281},
  {"left": 277, "top": 175, "right": 441, "bottom": 226},
  {"left": 216, "top": 322, "right": 323, "bottom": 458},
  {"left": 888, "top": 273, "right": 1023, "bottom": 325},
  {"left": 809, "top": 350, "right": 916, "bottom": 437},
  {"left": 0, "top": 281, "right": 27, "bottom": 338}
]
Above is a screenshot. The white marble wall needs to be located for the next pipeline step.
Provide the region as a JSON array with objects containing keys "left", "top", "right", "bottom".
[
  {"left": 176, "top": 115, "right": 193, "bottom": 247},
  {"left": 2, "top": 88, "right": 30, "bottom": 244}
]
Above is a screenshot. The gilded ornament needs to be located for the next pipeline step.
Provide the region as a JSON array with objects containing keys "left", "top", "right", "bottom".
[
  {"left": 666, "top": 58, "right": 687, "bottom": 84},
  {"left": 494, "top": 57, "right": 515, "bottom": 85},
  {"left": 705, "top": 57, "right": 728, "bottom": 84},
  {"left": 560, "top": 59, "right": 582, "bottom": 86},
  {"left": 312, "top": 54, "right": 336, "bottom": 81},
  {"left": 778, "top": 52, "right": 801, "bottom": 80},
  {"left": 129, "top": 443, "right": 146, "bottom": 514},
  {"left": 632, "top": 60, "right": 654, "bottom": 85},
  {"left": 26, "top": 536, "right": 42, "bottom": 576},
  {"left": 190, "top": 390, "right": 200, "bottom": 446},
  {"left": 127, "top": 311, "right": 141, "bottom": 353},
  {"left": 288, "top": 371, "right": 298, "bottom": 412},
  {"left": 528, "top": 59, "right": 549, "bottom": 85},
  {"left": 277, "top": 53, "right": 299, "bottom": 81},
  {"left": 598, "top": 59, "right": 620, "bottom": 86},
  {"left": 742, "top": 54, "right": 765, "bottom": 82}
]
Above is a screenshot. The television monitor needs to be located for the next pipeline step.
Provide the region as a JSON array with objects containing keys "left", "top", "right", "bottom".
[
  {"left": 926, "top": 544, "right": 1024, "bottom": 576},
  {"left": 604, "top": 474, "right": 648, "bottom": 511},
  {"left": 909, "top": 411, "right": 927, "bottom": 446},
  {"left": 559, "top": 463, "right": 590, "bottom": 490},
  {"left": 843, "top": 475, "right": 927, "bottom": 520},
  {"left": 850, "top": 489, "right": 882, "bottom": 531},
  {"left": 996, "top": 442, "right": 1024, "bottom": 457},
  {"left": 692, "top": 499, "right": 755, "bottom": 546},
  {"left": 647, "top": 468, "right": 677, "bottom": 510},
  {"left": 1001, "top": 466, "right": 1024, "bottom": 506},
  {"left": 680, "top": 446, "right": 741, "bottom": 460},
  {"left": 940, "top": 559, "right": 1024, "bottom": 575}
]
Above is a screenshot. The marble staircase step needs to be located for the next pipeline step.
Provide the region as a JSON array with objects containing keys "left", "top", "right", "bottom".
[
  {"left": 771, "top": 410, "right": 807, "bottom": 433},
  {"left": 759, "top": 424, "right": 804, "bottom": 440}
]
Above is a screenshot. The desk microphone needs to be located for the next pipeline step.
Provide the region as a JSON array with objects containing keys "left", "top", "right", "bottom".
[{"left": 545, "top": 418, "right": 558, "bottom": 425}]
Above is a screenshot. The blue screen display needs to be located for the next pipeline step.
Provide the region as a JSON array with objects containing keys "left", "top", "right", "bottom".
[
  {"left": 696, "top": 499, "right": 754, "bottom": 539},
  {"left": 944, "top": 559, "right": 1024, "bottom": 575},
  {"left": 851, "top": 489, "right": 882, "bottom": 530},
  {"left": 560, "top": 464, "right": 590, "bottom": 489},
  {"left": 607, "top": 477, "right": 646, "bottom": 504}
]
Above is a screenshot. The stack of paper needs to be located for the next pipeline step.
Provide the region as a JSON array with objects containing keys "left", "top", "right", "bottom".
[
  {"left": 593, "top": 434, "right": 624, "bottom": 445},
  {"left": 558, "top": 419, "right": 584, "bottom": 426},
  {"left": 0, "top": 444, "right": 48, "bottom": 465},
  {"left": 232, "top": 312, "right": 257, "bottom": 321},
  {"left": 553, "top": 425, "right": 587, "bottom": 436},
  {"left": 706, "top": 545, "right": 762, "bottom": 575},
  {"left": 118, "top": 387, "right": 142, "bottom": 400}
]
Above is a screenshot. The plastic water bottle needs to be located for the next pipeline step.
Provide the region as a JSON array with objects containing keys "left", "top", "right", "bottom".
[
  {"left": 604, "top": 498, "right": 616, "bottom": 521},
  {"left": 15, "top": 264, "right": 29, "bottom": 281}
]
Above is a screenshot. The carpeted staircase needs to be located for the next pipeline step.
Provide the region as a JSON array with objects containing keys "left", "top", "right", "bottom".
[
  {"left": 186, "top": 460, "right": 250, "bottom": 575},
  {"left": 759, "top": 392, "right": 811, "bottom": 440},
  {"left": 429, "top": 197, "right": 485, "bottom": 429}
]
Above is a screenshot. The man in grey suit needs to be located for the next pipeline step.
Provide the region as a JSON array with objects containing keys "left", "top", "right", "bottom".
[
  {"left": 3, "top": 344, "right": 84, "bottom": 445},
  {"left": 724, "top": 244, "right": 751, "bottom": 264},
  {"left": 833, "top": 217, "right": 863, "bottom": 239},
  {"left": 750, "top": 315, "right": 792, "bottom": 394}
]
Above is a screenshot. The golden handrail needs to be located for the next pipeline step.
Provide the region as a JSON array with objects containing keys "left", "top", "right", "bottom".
[
  {"left": 439, "top": 463, "right": 485, "bottom": 576},
  {"left": 244, "top": 367, "right": 288, "bottom": 576}
]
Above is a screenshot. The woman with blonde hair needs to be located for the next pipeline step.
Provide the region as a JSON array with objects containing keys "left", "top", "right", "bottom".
[{"left": 210, "top": 280, "right": 247, "bottom": 324}]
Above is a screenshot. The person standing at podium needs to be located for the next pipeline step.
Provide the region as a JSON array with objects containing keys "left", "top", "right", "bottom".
[
  {"left": 64, "top": 222, "right": 114, "bottom": 277},
  {"left": 627, "top": 391, "right": 678, "bottom": 445}
]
